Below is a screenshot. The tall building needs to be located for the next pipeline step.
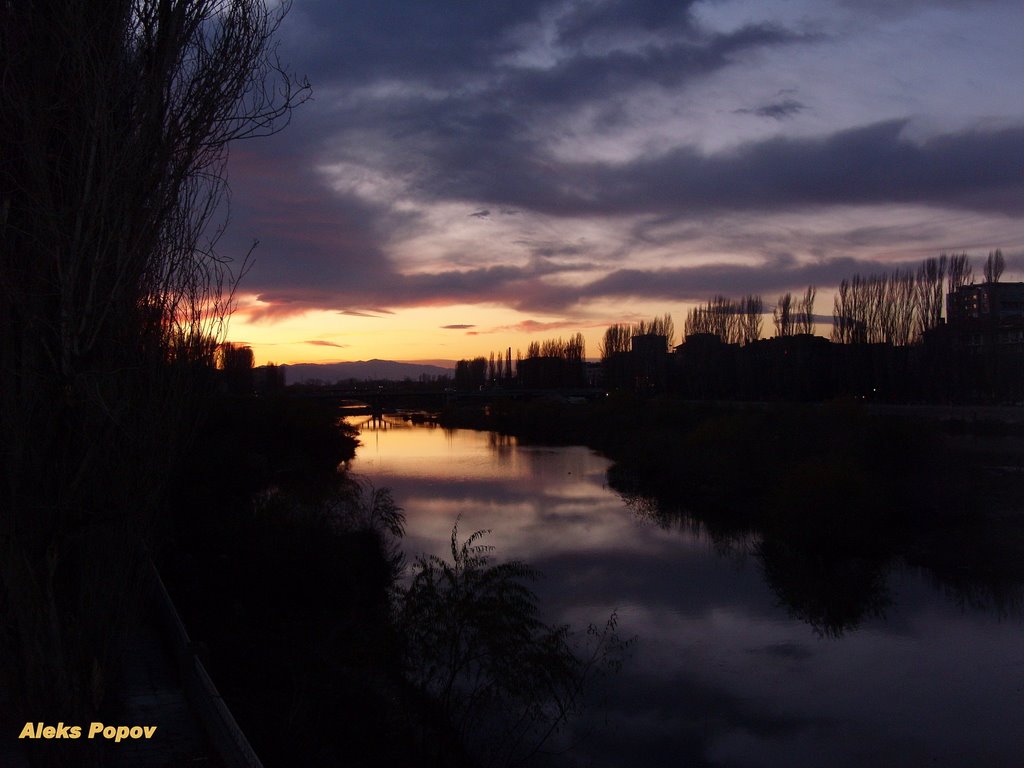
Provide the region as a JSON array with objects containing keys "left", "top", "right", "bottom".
[
  {"left": 938, "top": 281, "right": 1024, "bottom": 402},
  {"left": 946, "top": 282, "right": 1024, "bottom": 349}
]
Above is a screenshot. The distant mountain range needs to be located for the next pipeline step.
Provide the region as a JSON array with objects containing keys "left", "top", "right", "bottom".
[{"left": 280, "top": 359, "right": 454, "bottom": 384}]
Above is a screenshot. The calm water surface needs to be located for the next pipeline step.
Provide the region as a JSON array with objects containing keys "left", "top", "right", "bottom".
[{"left": 346, "top": 416, "right": 1024, "bottom": 767}]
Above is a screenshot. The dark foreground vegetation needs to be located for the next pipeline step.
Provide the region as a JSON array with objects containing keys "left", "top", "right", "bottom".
[
  {"left": 0, "top": 4, "right": 596, "bottom": 767},
  {"left": 0, "top": 3, "right": 620, "bottom": 764},
  {"left": 158, "top": 391, "right": 627, "bottom": 767},
  {"left": 161, "top": 393, "right": 416, "bottom": 766},
  {"left": 441, "top": 395, "right": 1024, "bottom": 636},
  {"left": 2, "top": 2, "right": 317, "bottom": 764}
]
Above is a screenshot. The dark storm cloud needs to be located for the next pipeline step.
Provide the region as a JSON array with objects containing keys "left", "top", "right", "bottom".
[
  {"left": 497, "top": 24, "right": 813, "bottom": 108},
  {"left": 311, "top": 20, "right": 812, "bottom": 196},
  {"left": 225, "top": 1, "right": 1022, "bottom": 321},
  {"left": 231, "top": 114, "right": 1021, "bottom": 317},
  {"left": 554, "top": 0, "right": 700, "bottom": 44},
  {"left": 327, "top": 86, "right": 1020, "bottom": 221},
  {"left": 837, "top": 0, "right": 1011, "bottom": 18},
  {"left": 241, "top": 244, "right": 595, "bottom": 317},
  {"left": 224, "top": 131, "right": 420, "bottom": 318},
  {"left": 576, "top": 256, "right": 897, "bottom": 304},
  {"left": 424, "top": 120, "right": 1024, "bottom": 217},
  {"left": 736, "top": 98, "right": 807, "bottom": 119},
  {"left": 277, "top": 252, "right": 924, "bottom": 315},
  {"left": 284, "top": 0, "right": 550, "bottom": 85},
  {"left": 289, "top": 0, "right": 807, "bottom": 96}
]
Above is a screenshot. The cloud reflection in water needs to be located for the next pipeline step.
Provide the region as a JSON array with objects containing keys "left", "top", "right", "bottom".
[{"left": 347, "top": 419, "right": 1024, "bottom": 767}]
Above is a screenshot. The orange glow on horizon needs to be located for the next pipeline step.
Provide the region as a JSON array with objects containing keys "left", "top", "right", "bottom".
[
  {"left": 225, "top": 291, "right": 836, "bottom": 367},
  {"left": 225, "top": 295, "right": 663, "bottom": 366}
]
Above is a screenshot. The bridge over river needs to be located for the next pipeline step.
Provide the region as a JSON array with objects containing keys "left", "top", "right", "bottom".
[{"left": 314, "top": 386, "right": 603, "bottom": 415}]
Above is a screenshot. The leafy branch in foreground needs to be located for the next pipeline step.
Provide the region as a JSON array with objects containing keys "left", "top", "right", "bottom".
[{"left": 398, "top": 519, "right": 631, "bottom": 767}]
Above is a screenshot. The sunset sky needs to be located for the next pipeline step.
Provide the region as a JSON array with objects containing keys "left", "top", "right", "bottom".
[{"left": 221, "top": 0, "right": 1024, "bottom": 365}]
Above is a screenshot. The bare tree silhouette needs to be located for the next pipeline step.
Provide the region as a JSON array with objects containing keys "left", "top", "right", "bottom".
[
  {"left": 916, "top": 255, "right": 947, "bottom": 337},
  {"left": 983, "top": 249, "right": 1005, "bottom": 283},
  {"left": 600, "top": 323, "right": 632, "bottom": 360},
  {"left": 947, "top": 252, "right": 973, "bottom": 293},
  {"left": 1, "top": 0, "right": 308, "bottom": 728},
  {"left": 773, "top": 293, "right": 795, "bottom": 337},
  {"left": 796, "top": 286, "right": 816, "bottom": 335}
]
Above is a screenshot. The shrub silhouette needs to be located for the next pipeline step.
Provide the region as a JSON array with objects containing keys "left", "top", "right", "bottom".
[{"left": 399, "top": 519, "right": 628, "bottom": 767}]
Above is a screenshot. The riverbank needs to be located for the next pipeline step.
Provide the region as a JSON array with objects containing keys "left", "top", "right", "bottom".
[
  {"left": 346, "top": 406, "right": 1024, "bottom": 766},
  {"left": 158, "top": 392, "right": 610, "bottom": 767},
  {"left": 439, "top": 395, "right": 1024, "bottom": 635},
  {"left": 158, "top": 393, "right": 468, "bottom": 767}
]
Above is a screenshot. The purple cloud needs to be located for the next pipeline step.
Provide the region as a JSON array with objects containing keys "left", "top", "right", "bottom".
[
  {"left": 218, "top": 0, "right": 1023, "bottom": 324},
  {"left": 304, "top": 340, "right": 349, "bottom": 348}
]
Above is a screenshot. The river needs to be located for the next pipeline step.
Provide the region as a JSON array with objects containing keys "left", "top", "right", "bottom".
[{"left": 345, "top": 414, "right": 1024, "bottom": 767}]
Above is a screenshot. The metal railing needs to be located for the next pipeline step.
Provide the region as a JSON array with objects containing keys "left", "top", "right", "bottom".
[{"left": 145, "top": 559, "right": 265, "bottom": 768}]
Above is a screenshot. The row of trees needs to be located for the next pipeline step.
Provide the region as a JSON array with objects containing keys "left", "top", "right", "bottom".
[
  {"left": 455, "top": 333, "right": 588, "bottom": 390},
  {"left": 610, "top": 250, "right": 1007, "bottom": 352},
  {"left": 451, "top": 250, "right": 1011, "bottom": 394},
  {"left": 600, "top": 314, "right": 676, "bottom": 359},
  {"left": 526, "top": 332, "right": 587, "bottom": 363},
  {"left": 683, "top": 295, "right": 763, "bottom": 344},
  {"left": 830, "top": 253, "right": 974, "bottom": 345},
  {"left": 680, "top": 288, "right": 815, "bottom": 345},
  {"left": 773, "top": 286, "right": 816, "bottom": 337}
]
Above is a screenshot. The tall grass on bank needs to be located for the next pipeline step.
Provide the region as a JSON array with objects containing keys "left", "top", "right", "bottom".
[{"left": 399, "top": 520, "right": 631, "bottom": 768}]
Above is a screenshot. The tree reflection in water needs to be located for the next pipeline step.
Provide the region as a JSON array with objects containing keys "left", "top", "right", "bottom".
[{"left": 616, "top": 468, "right": 1024, "bottom": 638}]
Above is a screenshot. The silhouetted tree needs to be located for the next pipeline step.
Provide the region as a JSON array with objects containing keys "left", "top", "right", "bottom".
[
  {"left": 218, "top": 342, "right": 255, "bottom": 371},
  {"left": 916, "top": 255, "right": 947, "bottom": 336},
  {"left": 684, "top": 304, "right": 711, "bottom": 337},
  {"left": 713, "top": 296, "right": 744, "bottom": 344},
  {"left": 984, "top": 249, "right": 1005, "bottom": 283},
  {"left": 796, "top": 286, "right": 816, "bottom": 335},
  {"left": 833, "top": 264, "right": 932, "bottom": 346},
  {"left": 1, "top": 0, "right": 307, "bottom": 726},
  {"left": 399, "top": 522, "right": 629, "bottom": 767},
  {"left": 889, "top": 269, "right": 918, "bottom": 346},
  {"left": 455, "top": 357, "right": 488, "bottom": 390},
  {"left": 566, "top": 332, "right": 586, "bottom": 363},
  {"left": 686, "top": 299, "right": 741, "bottom": 343},
  {"left": 832, "top": 277, "right": 869, "bottom": 344},
  {"left": 738, "top": 294, "right": 764, "bottom": 344},
  {"left": 832, "top": 280, "right": 852, "bottom": 343},
  {"left": 635, "top": 313, "right": 675, "bottom": 348},
  {"left": 518, "top": 333, "right": 586, "bottom": 387},
  {"left": 947, "top": 252, "right": 973, "bottom": 293},
  {"left": 218, "top": 342, "right": 255, "bottom": 393},
  {"left": 773, "top": 293, "right": 795, "bottom": 337},
  {"left": 600, "top": 323, "right": 632, "bottom": 360}
]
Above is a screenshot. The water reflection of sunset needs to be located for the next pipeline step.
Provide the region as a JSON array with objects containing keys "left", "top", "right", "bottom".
[
  {"left": 345, "top": 417, "right": 523, "bottom": 482},
  {"left": 345, "top": 415, "right": 696, "bottom": 564},
  {"left": 345, "top": 420, "right": 1024, "bottom": 768}
]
